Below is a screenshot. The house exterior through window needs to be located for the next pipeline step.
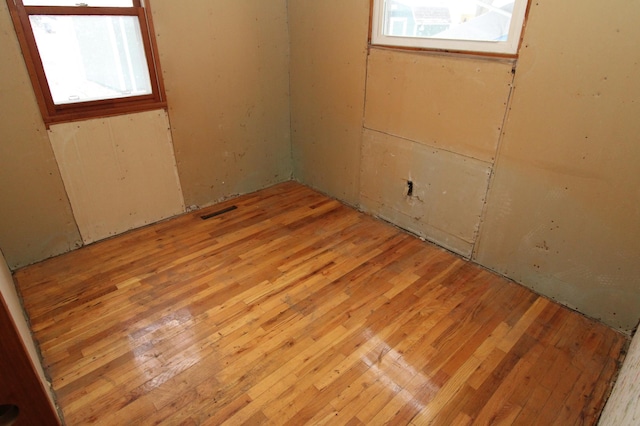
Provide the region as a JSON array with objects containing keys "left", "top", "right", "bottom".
[{"left": 371, "top": 0, "right": 530, "bottom": 56}]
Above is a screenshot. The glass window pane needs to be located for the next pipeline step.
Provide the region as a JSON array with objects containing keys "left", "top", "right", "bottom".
[
  {"left": 383, "top": 0, "right": 515, "bottom": 42},
  {"left": 23, "top": 1, "right": 134, "bottom": 6},
  {"left": 29, "top": 15, "right": 152, "bottom": 105}
]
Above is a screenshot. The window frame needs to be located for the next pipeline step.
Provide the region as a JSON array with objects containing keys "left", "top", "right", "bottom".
[
  {"left": 6, "top": 0, "right": 166, "bottom": 125},
  {"left": 370, "top": 0, "right": 530, "bottom": 57}
]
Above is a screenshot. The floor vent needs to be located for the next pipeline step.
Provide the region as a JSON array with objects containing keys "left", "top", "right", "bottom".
[{"left": 201, "top": 205, "right": 237, "bottom": 220}]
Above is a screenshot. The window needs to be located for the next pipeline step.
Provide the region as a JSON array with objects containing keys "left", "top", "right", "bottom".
[
  {"left": 371, "top": 0, "right": 529, "bottom": 56},
  {"left": 6, "top": 0, "right": 165, "bottom": 124}
]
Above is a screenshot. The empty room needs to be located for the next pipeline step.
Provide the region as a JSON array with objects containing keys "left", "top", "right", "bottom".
[{"left": 1, "top": 0, "right": 639, "bottom": 424}]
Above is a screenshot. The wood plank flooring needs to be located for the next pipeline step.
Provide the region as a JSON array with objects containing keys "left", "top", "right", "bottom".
[{"left": 14, "top": 181, "right": 626, "bottom": 425}]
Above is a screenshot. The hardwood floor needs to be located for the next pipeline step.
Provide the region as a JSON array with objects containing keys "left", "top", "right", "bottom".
[{"left": 14, "top": 181, "right": 626, "bottom": 425}]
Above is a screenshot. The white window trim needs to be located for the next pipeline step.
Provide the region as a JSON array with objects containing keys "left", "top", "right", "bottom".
[{"left": 371, "top": 0, "right": 529, "bottom": 56}]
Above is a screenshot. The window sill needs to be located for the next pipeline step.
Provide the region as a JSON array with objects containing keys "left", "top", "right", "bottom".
[{"left": 42, "top": 101, "right": 168, "bottom": 128}]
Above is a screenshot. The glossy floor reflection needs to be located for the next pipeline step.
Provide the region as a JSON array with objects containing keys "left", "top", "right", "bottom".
[{"left": 15, "top": 182, "right": 626, "bottom": 425}]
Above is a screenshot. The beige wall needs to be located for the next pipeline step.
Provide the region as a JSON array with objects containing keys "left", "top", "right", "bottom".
[
  {"left": 360, "top": 129, "right": 492, "bottom": 257},
  {"left": 364, "top": 49, "right": 514, "bottom": 163},
  {"left": 152, "top": 0, "right": 292, "bottom": 208},
  {"left": 48, "top": 111, "right": 185, "bottom": 244},
  {"left": 290, "top": 1, "right": 640, "bottom": 332},
  {"left": 0, "top": 1, "right": 82, "bottom": 269},
  {"left": 361, "top": 49, "right": 513, "bottom": 257},
  {"left": 474, "top": 0, "right": 640, "bottom": 332},
  {"left": 288, "top": 0, "right": 369, "bottom": 205}
]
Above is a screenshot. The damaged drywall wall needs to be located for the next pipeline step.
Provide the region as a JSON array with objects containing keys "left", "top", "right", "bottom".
[
  {"left": 360, "top": 129, "right": 492, "bottom": 257},
  {"left": 360, "top": 48, "right": 514, "bottom": 256}
]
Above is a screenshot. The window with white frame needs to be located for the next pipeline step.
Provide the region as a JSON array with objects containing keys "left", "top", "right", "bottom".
[{"left": 371, "top": 0, "right": 529, "bottom": 56}]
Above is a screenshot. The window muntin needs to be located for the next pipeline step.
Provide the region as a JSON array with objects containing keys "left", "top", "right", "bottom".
[
  {"left": 371, "top": 0, "right": 529, "bottom": 55},
  {"left": 7, "top": 0, "right": 165, "bottom": 124}
]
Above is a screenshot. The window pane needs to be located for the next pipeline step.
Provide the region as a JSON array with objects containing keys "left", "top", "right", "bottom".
[
  {"left": 23, "top": 1, "right": 134, "bottom": 6},
  {"left": 383, "top": 0, "right": 515, "bottom": 42},
  {"left": 30, "top": 15, "right": 152, "bottom": 105}
]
